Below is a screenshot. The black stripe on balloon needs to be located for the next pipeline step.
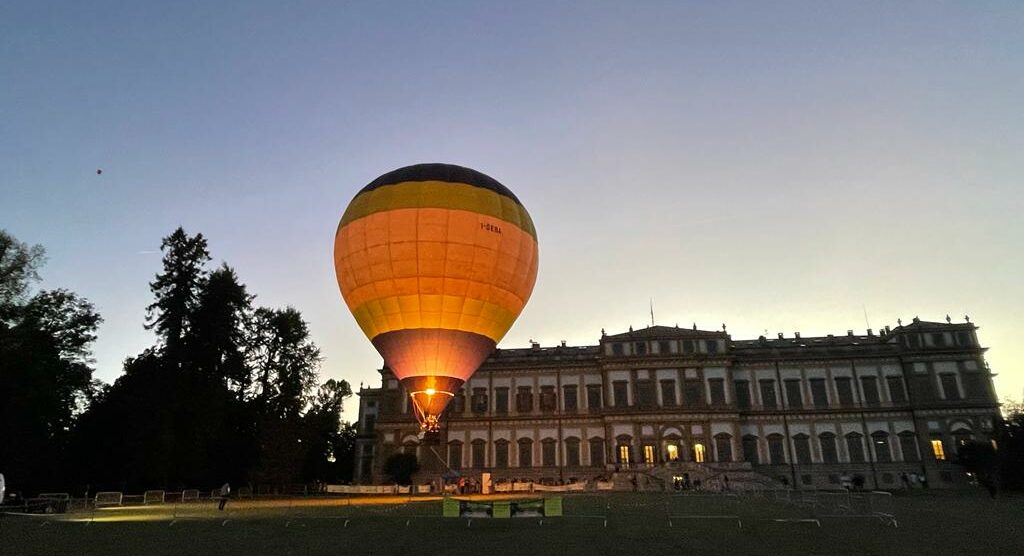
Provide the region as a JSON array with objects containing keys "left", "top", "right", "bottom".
[{"left": 358, "top": 163, "right": 522, "bottom": 206}]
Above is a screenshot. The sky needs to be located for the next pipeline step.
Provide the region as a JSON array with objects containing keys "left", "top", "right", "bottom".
[{"left": 3, "top": 1, "right": 1023, "bottom": 422}]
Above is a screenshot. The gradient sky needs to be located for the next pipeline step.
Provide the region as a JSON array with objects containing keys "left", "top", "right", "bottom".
[{"left": 3, "top": 1, "right": 1023, "bottom": 421}]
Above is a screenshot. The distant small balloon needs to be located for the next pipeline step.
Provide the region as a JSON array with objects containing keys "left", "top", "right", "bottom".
[{"left": 96, "top": 169, "right": 103, "bottom": 175}]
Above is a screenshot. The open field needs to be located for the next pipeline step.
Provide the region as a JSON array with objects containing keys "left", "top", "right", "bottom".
[{"left": 3, "top": 490, "right": 1023, "bottom": 556}]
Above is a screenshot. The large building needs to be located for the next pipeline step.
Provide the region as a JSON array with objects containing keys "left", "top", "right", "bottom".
[{"left": 354, "top": 317, "right": 1000, "bottom": 490}]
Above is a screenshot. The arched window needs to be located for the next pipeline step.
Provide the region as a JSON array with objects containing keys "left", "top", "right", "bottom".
[
  {"left": 494, "top": 439, "right": 509, "bottom": 469},
  {"left": 448, "top": 441, "right": 463, "bottom": 470},
  {"left": 898, "top": 432, "right": 920, "bottom": 462},
  {"left": 471, "top": 439, "right": 486, "bottom": 468},
  {"left": 871, "top": 431, "right": 892, "bottom": 463},
  {"left": 518, "top": 438, "right": 534, "bottom": 468},
  {"left": 819, "top": 432, "right": 838, "bottom": 464},
  {"left": 767, "top": 434, "right": 785, "bottom": 465},
  {"left": 541, "top": 438, "right": 557, "bottom": 467},
  {"left": 793, "top": 434, "right": 812, "bottom": 464},
  {"left": 952, "top": 428, "right": 973, "bottom": 449},
  {"left": 693, "top": 442, "right": 706, "bottom": 464},
  {"left": 616, "top": 435, "right": 632, "bottom": 465},
  {"left": 845, "top": 432, "right": 865, "bottom": 463},
  {"left": 589, "top": 437, "right": 605, "bottom": 467},
  {"left": 741, "top": 435, "right": 759, "bottom": 464},
  {"left": 565, "top": 437, "right": 581, "bottom": 467},
  {"left": 714, "top": 433, "right": 733, "bottom": 463}
]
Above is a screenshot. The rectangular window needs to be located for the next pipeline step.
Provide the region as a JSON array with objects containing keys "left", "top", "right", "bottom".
[
  {"left": 685, "top": 379, "right": 704, "bottom": 406},
  {"left": 471, "top": 388, "right": 488, "bottom": 414},
  {"left": 911, "top": 374, "right": 934, "bottom": 401},
  {"left": 589, "top": 439, "right": 605, "bottom": 467},
  {"left": 636, "top": 381, "right": 656, "bottom": 407},
  {"left": 907, "top": 334, "right": 921, "bottom": 349},
  {"left": 612, "top": 381, "right": 629, "bottom": 407},
  {"left": 886, "top": 377, "right": 907, "bottom": 403},
  {"left": 658, "top": 341, "right": 672, "bottom": 354},
  {"left": 931, "top": 333, "right": 946, "bottom": 347},
  {"left": 611, "top": 343, "right": 624, "bottom": 355},
  {"left": 809, "top": 378, "right": 828, "bottom": 407},
  {"left": 495, "top": 442, "right": 509, "bottom": 468},
  {"left": 471, "top": 442, "right": 485, "bottom": 468},
  {"left": 539, "top": 385, "right": 557, "bottom": 412},
  {"left": 860, "top": 376, "right": 880, "bottom": 406},
  {"left": 784, "top": 379, "right": 803, "bottom": 409},
  {"left": 495, "top": 388, "right": 509, "bottom": 414},
  {"left": 706, "top": 340, "right": 719, "bottom": 354},
  {"left": 363, "top": 414, "right": 376, "bottom": 434},
  {"left": 516, "top": 386, "right": 533, "bottom": 413},
  {"left": 734, "top": 380, "right": 751, "bottom": 409},
  {"left": 563, "top": 384, "right": 578, "bottom": 412},
  {"left": 759, "top": 379, "right": 777, "bottom": 409},
  {"left": 666, "top": 444, "right": 679, "bottom": 461},
  {"left": 940, "top": 374, "right": 961, "bottom": 400},
  {"left": 709, "top": 378, "right": 726, "bottom": 406},
  {"left": 835, "top": 377, "right": 855, "bottom": 406},
  {"left": 962, "top": 373, "right": 987, "bottom": 399},
  {"left": 682, "top": 340, "right": 695, "bottom": 353},
  {"left": 956, "top": 331, "right": 973, "bottom": 346},
  {"left": 566, "top": 440, "right": 580, "bottom": 467},
  {"left": 643, "top": 444, "right": 655, "bottom": 464},
  {"left": 660, "top": 380, "right": 677, "bottom": 406},
  {"left": 634, "top": 342, "right": 647, "bottom": 355},
  {"left": 542, "top": 441, "right": 556, "bottom": 467},
  {"left": 448, "top": 444, "right": 462, "bottom": 470},
  {"left": 586, "top": 384, "right": 603, "bottom": 410},
  {"left": 452, "top": 391, "right": 466, "bottom": 414},
  {"left": 931, "top": 439, "right": 945, "bottom": 461}
]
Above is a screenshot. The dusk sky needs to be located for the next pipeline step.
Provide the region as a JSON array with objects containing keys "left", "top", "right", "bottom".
[{"left": 3, "top": 1, "right": 1022, "bottom": 421}]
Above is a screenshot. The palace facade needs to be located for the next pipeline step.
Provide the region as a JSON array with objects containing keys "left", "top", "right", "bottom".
[{"left": 354, "top": 317, "right": 1000, "bottom": 490}]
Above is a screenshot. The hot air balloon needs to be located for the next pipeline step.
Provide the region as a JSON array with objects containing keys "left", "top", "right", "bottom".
[{"left": 334, "top": 163, "right": 538, "bottom": 434}]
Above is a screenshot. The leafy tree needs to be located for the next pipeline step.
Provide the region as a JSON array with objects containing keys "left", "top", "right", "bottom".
[
  {"left": 190, "top": 264, "right": 253, "bottom": 394},
  {"left": 382, "top": 453, "right": 420, "bottom": 485},
  {"left": 0, "top": 231, "right": 101, "bottom": 493},
  {"left": 302, "top": 379, "right": 354, "bottom": 483},
  {"left": 249, "top": 307, "right": 321, "bottom": 418},
  {"left": 145, "top": 227, "right": 210, "bottom": 360}
]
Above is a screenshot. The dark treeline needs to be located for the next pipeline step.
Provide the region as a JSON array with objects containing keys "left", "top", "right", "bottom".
[{"left": 0, "top": 228, "right": 355, "bottom": 496}]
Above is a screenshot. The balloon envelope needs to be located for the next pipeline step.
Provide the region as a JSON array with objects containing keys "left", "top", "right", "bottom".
[{"left": 335, "top": 163, "right": 538, "bottom": 431}]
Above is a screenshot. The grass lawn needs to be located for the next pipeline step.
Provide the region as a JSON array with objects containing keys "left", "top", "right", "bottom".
[{"left": 2, "top": 490, "right": 1022, "bottom": 555}]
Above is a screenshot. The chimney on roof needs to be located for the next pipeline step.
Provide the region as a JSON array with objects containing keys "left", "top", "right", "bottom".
[
  {"left": 884, "top": 325, "right": 891, "bottom": 333},
  {"left": 794, "top": 332, "right": 801, "bottom": 339},
  {"left": 531, "top": 341, "right": 540, "bottom": 350},
  {"left": 867, "top": 329, "right": 874, "bottom": 336},
  {"left": 847, "top": 330, "right": 854, "bottom": 336},
  {"left": 777, "top": 332, "right": 784, "bottom": 339},
  {"left": 560, "top": 340, "right": 567, "bottom": 347}
]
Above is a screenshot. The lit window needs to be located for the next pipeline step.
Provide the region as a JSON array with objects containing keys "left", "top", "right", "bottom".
[
  {"left": 643, "top": 445, "right": 655, "bottom": 464},
  {"left": 618, "top": 445, "right": 631, "bottom": 465},
  {"left": 694, "top": 443, "right": 706, "bottom": 463},
  {"left": 666, "top": 444, "right": 679, "bottom": 461},
  {"left": 931, "top": 439, "right": 946, "bottom": 461}
]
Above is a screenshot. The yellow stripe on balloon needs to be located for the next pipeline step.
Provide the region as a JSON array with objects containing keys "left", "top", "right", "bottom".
[
  {"left": 349, "top": 295, "right": 521, "bottom": 342},
  {"left": 338, "top": 180, "right": 537, "bottom": 240}
]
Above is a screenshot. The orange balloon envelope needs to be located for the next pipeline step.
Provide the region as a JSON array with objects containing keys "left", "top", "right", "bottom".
[{"left": 334, "top": 163, "right": 539, "bottom": 432}]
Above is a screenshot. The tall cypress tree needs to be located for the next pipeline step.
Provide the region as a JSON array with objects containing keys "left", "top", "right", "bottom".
[{"left": 145, "top": 227, "right": 210, "bottom": 361}]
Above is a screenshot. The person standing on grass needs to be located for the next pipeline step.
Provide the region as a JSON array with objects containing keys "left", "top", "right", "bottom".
[{"left": 218, "top": 482, "right": 230, "bottom": 511}]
